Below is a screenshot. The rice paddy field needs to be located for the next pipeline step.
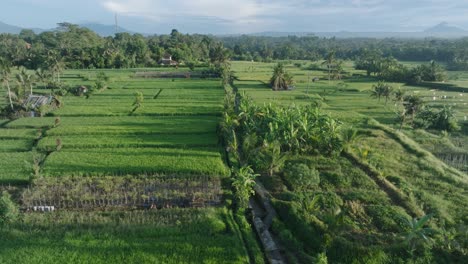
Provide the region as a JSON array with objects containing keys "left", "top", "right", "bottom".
[
  {"left": 1, "top": 62, "right": 466, "bottom": 263},
  {"left": 0, "top": 70, "right": 263, "bottom": 263}
]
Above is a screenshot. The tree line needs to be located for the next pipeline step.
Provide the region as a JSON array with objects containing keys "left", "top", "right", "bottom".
[
  {"left": 1, "top": 23, "right": 468, "bottom": 70},
  {"left": 0, "top": 23, "right": 229, "bottom": 70},
  {"left": 222, "top": 35, "right": 468, "bottom": 70}
]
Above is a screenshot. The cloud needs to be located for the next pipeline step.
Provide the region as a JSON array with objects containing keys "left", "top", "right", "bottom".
[
  {"left": 99, "top": 0, "right": 468, "bottom": 33},
  {"left": 101, "top": 0, "right": 280, "bottom": 23}
]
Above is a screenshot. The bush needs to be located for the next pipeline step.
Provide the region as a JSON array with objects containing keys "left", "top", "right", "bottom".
[
  {"left": 320, "top": 171, "right": 350, "bottom": 188},
  {"left": 283, "top": 163, "right": 320, "bottom": 191},
  {"left": 414, "top": 106, "right": 460, "bottom": 132}
]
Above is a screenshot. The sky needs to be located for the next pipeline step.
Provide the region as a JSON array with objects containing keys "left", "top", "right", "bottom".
[{"left": 1, "top": 0, "right": 468, "bottom": 34}]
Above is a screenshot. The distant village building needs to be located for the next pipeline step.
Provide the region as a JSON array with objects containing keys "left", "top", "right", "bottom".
[{"left": 159, "top": 53, "right": 178, "bottom": 66}]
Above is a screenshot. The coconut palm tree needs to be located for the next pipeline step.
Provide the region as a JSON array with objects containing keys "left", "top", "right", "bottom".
[
  {"left": 270, "top": 63, "right": 293, "bottom": 90},
  {"left": 394, "top": 87, "right": 406, "bottom": 103},
  {"left": 16, "top": 66, "right": 35, "bottom": 97},
  {"left": 47, "top": 50, "right": 65, "bottom": 83},
  {"left": 371, "top": 81, "right": 393, "bottom": 103},
  {"left": 0, "top": 59, "right": 14, "bottom": 110},
  {"left": 322, "top": 50, "right": 336, "bottom": 82}
]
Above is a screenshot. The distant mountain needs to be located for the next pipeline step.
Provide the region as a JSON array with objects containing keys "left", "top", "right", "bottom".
[
  {"left": 79, "top": 23, "right": 134, "bottom": 37},
  {"left": 424, "top": 22, "right": 467, "bottom": 34},
  {"left": 0, "top": 21, "right": 23, "bottom": 34},
  {"left": 248, "top": 23, "right": 468, "bottom": 39}
]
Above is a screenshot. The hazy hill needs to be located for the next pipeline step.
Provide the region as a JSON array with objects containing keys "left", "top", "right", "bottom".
[
  {"left": 79, "top": 23, "right": 133, "bottom": 36},
  {"left": 0, "top": 21, "right": 23, "bottom": 34},
  {"left": 424, "top": 22, "right": 467, "bottom": 34},
  {"left": 0, "top": 21, "right": 132, "bottom": 36}
]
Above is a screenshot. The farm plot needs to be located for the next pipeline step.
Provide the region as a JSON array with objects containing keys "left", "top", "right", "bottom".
[
  {"left": 0, "top": 208, "right": 252, "bottom": 264},
  {"left": 42, "top": 147, "right": 229, "bottom": 177},
  {"left": 37, "top": 133, "right": 218, "bottom": 150},
  {"left": 22, "top": 176, "right": 223, "bottom": 210},
  {"left": 1, "top": 74, "right": 228, "bottom": 182},
  {"left": 53, "top": 79, "right": 224, "bottom": 116}
]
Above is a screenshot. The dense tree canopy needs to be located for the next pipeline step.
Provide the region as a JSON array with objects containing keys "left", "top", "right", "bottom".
[{"left": 1, "top": 24, "right": 468, "bottom": 70}]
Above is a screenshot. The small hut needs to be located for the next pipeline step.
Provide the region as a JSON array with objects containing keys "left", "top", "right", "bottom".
[
  {"left": 23, "top": 95, "right": 54, "bottom": 109},
  {"left": 23, "top": 95, "right": 59, "bottom": 117}
]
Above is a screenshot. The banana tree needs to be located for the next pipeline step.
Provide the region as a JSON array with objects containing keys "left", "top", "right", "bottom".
[
  {"left": 232, "top": 166, "right": 259, "bottom": 209},
  {"left": 401, "top": 214, "right": 435, "bottom": 254}
]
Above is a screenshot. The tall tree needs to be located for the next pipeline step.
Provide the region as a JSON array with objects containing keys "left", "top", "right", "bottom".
[
  {"left": 0, "top": 59, "right": 14, "bottom": 110},
  {"left": 16, "top": 66, "right": 35, "bottom": 96},
  {"left": 322, "top": 50, "right": 336, "bottom": 82}
]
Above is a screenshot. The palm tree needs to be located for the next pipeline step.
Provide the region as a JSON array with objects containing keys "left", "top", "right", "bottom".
[
  {"left": 382, "top": 84, "right": 394, "bottom": 105},
  {"left": 371, "top": 81, "right": 393, "bottom": 104},
  {"left": 16, "top": 66, "right": 35, "bottom": 97},
  {"left": 322, "top": 50, "right": 336, "bottom": 82},
  {"left": 394, "top": 87, "right": 406, "bottom": 103},
  {"left": 47, "top": 50, "right": 65, "bottom": 83},
  {"left": 0, "top": 59, "right": 14, "bottom": 110},
  {"left": 332, "top": 60, "right": 344, "bottom": 80},
  {"left": 270, "top": 63, "right": 293, "bottom": 90},
  {"left": 403, "top": 95, "right": 424, "bottom": 125}
]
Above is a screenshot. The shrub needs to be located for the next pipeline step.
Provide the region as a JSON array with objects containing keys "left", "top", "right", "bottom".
[
  {"left": 320, "top": 171, "right": 350, "bottom": 188},
  {"left": 283, "top": 163, "right": 320, "bottom": 191}
]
